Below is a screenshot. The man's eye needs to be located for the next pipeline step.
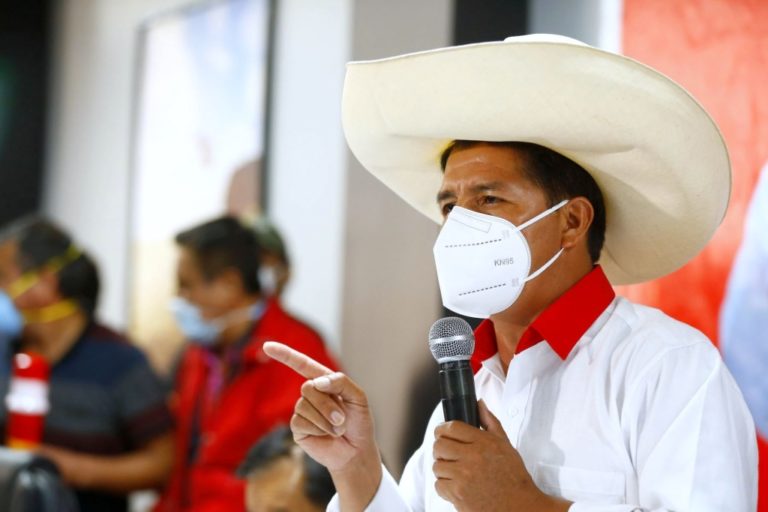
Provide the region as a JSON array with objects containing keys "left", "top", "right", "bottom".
[
  {"left": 441, "top": 203, "right": 455, "bottom": 215},
  {"left": 482, "top": 195, "right": 500, "bottom": 205}
]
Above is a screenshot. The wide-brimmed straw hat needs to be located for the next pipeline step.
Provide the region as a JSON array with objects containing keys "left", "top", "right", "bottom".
[{"left": 341, "top": 34, "right": 730, "bottom": 285}]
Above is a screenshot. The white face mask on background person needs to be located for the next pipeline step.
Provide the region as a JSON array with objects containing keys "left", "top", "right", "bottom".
[
  {"left": 433, "top": 200, "right": 568, "bottom": 318},
  {"left": 258, "top": 266, "right": 278, "bottom": 297}
]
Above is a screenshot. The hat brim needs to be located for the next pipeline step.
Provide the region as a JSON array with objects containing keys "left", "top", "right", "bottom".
[{"left": 341, "top": 38, "right": 730, "bottom": 285}]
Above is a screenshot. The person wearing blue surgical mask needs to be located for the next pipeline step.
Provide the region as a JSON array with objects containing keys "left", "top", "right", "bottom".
[
  {"left": 0, "top": 216, "right": 174, "bottom": 512},
  {"left": 156, "top": 216, "right": 338, "bottom": 512}
]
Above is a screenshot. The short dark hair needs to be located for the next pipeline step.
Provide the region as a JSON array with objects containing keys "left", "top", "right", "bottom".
[
  {"left": 175, "top": 216, "right": 261, "bottom": 294},
  {"left": 441, "top": 141, "right": 606, "bottom": 263},
  {"left": 237, "top": 426, "right": 335, "bottom": 507},
  {"left": 0, "top": 216, "right": 100, "bottom": 315}
]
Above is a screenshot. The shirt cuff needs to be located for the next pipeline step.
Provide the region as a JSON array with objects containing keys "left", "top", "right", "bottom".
[{"left": 326, "top": 465, "right": 409, "bottom": 512}]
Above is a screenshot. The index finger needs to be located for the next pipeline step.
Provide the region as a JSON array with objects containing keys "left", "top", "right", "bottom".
[{"left": 263, "top": 341, "right": 333, "bottom": 379}]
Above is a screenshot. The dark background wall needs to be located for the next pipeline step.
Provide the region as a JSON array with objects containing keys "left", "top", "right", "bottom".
[
  {"left": 454, "top": 0, "right": 527, "bottom": 44},
  {"left": 0, "top": 0, "right": 51, "bottom": 226}
]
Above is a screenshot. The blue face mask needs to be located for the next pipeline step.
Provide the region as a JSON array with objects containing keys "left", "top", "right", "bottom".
[
  {"left": 0, "top": 291, "right": 23, "bottom": 338},
  {"left": 170, "top": 298, "right": 221, "bottom": 346},
  {"left": 170, "top": 298, "right": 265, "bottom": 346}
]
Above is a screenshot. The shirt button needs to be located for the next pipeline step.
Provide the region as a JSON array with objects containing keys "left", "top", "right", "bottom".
[{"left": 508, "top": 407, "right": 519, "bottom": 417}]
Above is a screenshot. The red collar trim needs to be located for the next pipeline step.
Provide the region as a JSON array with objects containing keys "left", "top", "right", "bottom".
[{"left": 470, "top": 265, "right": 615, "bottom": 372}]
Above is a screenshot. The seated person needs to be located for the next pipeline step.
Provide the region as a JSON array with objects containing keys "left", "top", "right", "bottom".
[
  {"left": 237, "top": 426, "right": 335, "bottom": 512},
  {"left": 156, "top": 216, "right": 338, "bottom": 512},
  {"left": 0, "top": 216, "right": 174, "bottom": 512}
]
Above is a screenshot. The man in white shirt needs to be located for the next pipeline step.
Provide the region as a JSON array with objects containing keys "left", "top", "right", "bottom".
[{"left": 263, "top": 35, "right": 758, "bottom": 511}]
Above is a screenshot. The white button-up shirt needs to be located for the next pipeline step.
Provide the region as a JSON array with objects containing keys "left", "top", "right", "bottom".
[{"left": 329, "top": 297, "right": 757, "bottom": 511}]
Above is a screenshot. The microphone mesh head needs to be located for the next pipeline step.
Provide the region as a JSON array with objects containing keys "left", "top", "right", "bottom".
[{"left": 428, "top": 317, "right": 475, "bottom": 363}]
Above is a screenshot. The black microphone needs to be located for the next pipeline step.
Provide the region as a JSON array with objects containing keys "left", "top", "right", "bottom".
[{"left": 428, "top": 317, "right": 479, "bottom": 427}]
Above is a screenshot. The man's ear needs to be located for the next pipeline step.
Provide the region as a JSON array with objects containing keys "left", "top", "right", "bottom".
[{"left": 560, "top": 197, "right": 594, "bottom": 250}]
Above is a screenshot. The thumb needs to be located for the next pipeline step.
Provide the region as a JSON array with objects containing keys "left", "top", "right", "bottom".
[{"left": 478, "top": 399, "right": 508, "bottom": 440}]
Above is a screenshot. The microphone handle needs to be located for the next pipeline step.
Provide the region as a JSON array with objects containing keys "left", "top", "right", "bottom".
[{"left": 438, "top": 360, "right": 479, "bottom": 427}]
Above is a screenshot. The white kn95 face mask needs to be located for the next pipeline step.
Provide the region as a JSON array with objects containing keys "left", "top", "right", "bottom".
[{"left": 433, "top": 200, "right": 568, "bottom": 318}]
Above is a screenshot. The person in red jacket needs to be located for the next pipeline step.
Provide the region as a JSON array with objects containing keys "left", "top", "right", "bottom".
[{"left": 155, "top": 216, "right": 338, "bottom": 512}]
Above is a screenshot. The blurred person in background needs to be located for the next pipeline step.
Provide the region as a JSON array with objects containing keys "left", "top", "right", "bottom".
[
  {"left": 236, "top": 425, "right": 335, "bottom": 512},
  {"left": 155, "top": 216, "right": 338, "bottom": 512},
  {"left": 721, "top": 162, "right": 768, "bottom": 440},
  {"left": 0, "top": 216, "right": 174, "bottom": 512},
  {"left": 252, "top": 218, "right": 290, "bottom": 300}
]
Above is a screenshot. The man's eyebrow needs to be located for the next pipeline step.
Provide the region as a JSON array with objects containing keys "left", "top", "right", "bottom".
[
  {"left": 436, "top": 189, "right": 455, "bottom": 203},
  {"left": 436, "top": 182, "right": 508, "bottom": 203},
  {"left": 470, "top": 181, "right": 506, "bottom": 193}
]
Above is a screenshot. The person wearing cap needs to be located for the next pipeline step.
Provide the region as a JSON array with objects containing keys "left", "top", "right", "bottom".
[
  {"left": 264, "top": 35, "right": 757, "bottom": 511},
  {"left": 251, "top": 216, "right": 326, "bottom": 348},
  {"left": 155, "top": 216, "right": 339, "bottom": 512},
  {"left": 252, "top": 217, "right": 291, "bottom": 300},
  {"left": 0, "top": 216, "right": 174, "bottom": 512}
]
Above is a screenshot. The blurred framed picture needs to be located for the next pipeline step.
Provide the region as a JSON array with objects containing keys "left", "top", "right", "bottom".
[{"left": 128, "top": 0, "right": 274, "bottom": 370}]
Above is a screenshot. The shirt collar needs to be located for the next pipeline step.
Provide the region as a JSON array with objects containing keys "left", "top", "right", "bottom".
[{"left": 471, "top": 265, "right": 615, "bottom": 372}]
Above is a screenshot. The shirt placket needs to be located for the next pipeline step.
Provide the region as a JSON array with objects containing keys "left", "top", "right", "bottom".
[
  {"left": 501, "top": 343, "right": 558, "bottom": 447},
  {"left": 479, "top": 353, "right": 533, "bottom": 446},
  {"left": 501, "top": 375, "right": 533, "bottom": 447}
]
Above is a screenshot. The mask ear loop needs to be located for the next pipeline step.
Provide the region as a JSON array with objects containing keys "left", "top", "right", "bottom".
[
  {"left": 7, "top": 245, "right": 82, "bottom": 299},
  {"left": 517, "top": 199, "right": 569, "bottom": 231},
  {"left": 517, "top": 199, "right": 569, "bottom": 283},
  {"left": 524, "top": 248, "right": 565, "bottom": 283}
]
